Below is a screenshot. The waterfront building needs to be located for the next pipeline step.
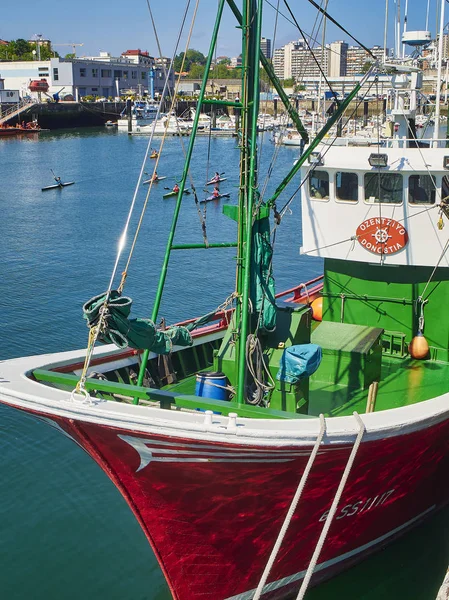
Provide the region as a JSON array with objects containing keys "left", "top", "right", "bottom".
[{"left": 0, "top": 52, "right": 173, "bottom": 100}]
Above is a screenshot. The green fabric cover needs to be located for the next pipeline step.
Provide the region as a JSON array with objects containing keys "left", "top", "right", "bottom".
[
  {"left": 250, "top": 212, "right": 276, "bottom": 332},
  {"left": 83, "top": 291, "right": 193, "bottom": 354}
]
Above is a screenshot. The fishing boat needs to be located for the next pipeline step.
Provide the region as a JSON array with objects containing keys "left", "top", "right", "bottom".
[{"left": 2, "top": 2, "right": 449, "bottom": 600}]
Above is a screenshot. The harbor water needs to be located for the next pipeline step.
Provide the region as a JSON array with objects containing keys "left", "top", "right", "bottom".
[{"left": 0, "top": 127, "right": 448, "bottom": 599}]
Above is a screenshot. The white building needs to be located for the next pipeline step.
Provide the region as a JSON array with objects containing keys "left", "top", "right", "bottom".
[
  {"left": 274, "top": 40, "right": 387, "bottom": 81},
  {"left": 0, "top": 52, "right": 173, "bottom": 101},
  {"left": 328, "top": 41, "right": 348, "bottom": 77}
]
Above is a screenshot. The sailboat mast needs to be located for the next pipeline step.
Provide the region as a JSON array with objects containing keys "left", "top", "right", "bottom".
[{"left": 235, "top": 0, "right": 263, "bottom": 406}]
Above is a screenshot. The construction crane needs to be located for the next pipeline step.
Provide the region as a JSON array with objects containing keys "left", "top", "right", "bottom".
[{"left": 53, "top": 43, "right": 84, "bottom": 57}]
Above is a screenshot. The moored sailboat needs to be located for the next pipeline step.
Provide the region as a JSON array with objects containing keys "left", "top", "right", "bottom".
[{"left": 2, "top": 2, "right": 449, "bottom": 600}]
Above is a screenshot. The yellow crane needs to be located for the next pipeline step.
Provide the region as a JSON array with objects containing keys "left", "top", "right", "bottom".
[{"left": 53, "top": 43, "right": 84, "bottom": 57}]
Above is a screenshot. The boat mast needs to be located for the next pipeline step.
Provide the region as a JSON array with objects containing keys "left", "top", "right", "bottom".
[{"left": 235, "top": 0, "right": 263, "bottom": 406}]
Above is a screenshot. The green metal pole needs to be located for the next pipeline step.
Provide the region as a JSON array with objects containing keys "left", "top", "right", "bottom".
[
  {"left": 235, "top": 0, "right": 263, "bottom": 406},
  {"left": 233, "top": 0, "right": 250, "bottom": 391},
  {"left": 135, "top": 0, "right": 227, "bottom": 397}
]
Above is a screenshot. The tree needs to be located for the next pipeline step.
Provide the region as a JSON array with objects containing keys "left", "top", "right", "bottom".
[
  {"left": 0, "top": 39, "right": 58, "bottom": 61},
  {"left": 187, "top": 63, "right": 205, "bottom": 79},
  {"left": 10, "top": 38, "right": 31, "bottom": 58},
  {"left": 361, "top": 61, "right": 373, "bottom": 74},
  {"left": 174, "top": 48, "right": 206, "bottom": 72},
  {"left": 282, "top": 78, "right": 295, "bottom": 88},
  {"left": 210, "top": 63, "right": 237, "bottom": 79}
]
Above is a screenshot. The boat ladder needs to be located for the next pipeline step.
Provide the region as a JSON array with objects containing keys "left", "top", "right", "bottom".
[
  {"left": 0, "top": 98, "right": 36, "bottom": 126},
  {"left": 253, "top": 412, "right": 366, "bottom": 600}
]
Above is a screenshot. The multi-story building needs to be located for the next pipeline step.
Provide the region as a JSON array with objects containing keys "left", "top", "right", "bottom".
[
  {"left": 0, "top": 50, "right": 173, "bottom": 100},
  {"left": 260, "top": 37, "right": 272, "bottom": 60},
  {"left": 274, "top": 41, "right": 328, "bottom": 80},
  {"left": 274, "top": 39, "right": 387, "bottom": 81},
  {"left": 328, "top": 41, "right": 348, "bottom": 77},
  {"left": 346, "top": 45, "right": 388, "bottom": 76}
]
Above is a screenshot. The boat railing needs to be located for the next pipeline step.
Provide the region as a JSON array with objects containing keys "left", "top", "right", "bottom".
[
  {"left": 51, "top": 275, "right": 325, "bottom": 375},
  {"left": 319, "top": 137, "right": 449, "bottom": 149},
  {"left": 0, "top": 97, "right": 37, "bottom": 126}
]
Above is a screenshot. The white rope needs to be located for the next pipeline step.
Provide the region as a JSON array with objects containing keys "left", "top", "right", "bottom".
[
  {"left": 253, "top": 414, "right": 326, "bottom": 600},
  {"left": 296, "top": 412, "right": 366, "bottom": 600}
]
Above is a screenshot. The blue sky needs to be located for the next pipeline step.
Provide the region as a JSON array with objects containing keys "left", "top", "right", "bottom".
[{"left": 0, "top": 0, "right": 438, "bottom": 59}]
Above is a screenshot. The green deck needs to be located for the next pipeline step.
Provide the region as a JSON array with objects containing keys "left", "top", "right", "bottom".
[{"left": 309, "top": 355, "right": 449, "bottom": 417}]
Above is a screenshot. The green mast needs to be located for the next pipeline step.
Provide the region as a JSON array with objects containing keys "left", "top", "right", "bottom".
[{"left": 234, "top": 0, "right": 264, "bottom": 406}]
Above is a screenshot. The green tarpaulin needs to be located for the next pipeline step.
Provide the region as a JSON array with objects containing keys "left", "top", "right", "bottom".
[
  {"left": 250, "top": 212, "right": 276, "bottom": 332},
  {"left": 83, "top": 291, "right": 193, "bottom": 354}
]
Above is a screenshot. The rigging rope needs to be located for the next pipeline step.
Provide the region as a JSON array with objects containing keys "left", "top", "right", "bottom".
[
  {"left": 305, "top": 0, "right": 375, "bottom": 58},
  {"left": 296, "top": 413, "right": 366, "bottom": 600},
  {"left": 74, "top": 0, "right": 198, "bottom": 395},
  {"left": 253, "top": 414, "right": 326, "bottom": 600}
]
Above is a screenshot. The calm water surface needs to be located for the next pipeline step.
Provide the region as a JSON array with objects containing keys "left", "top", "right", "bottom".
[{"left": 0, "top": 128, "right": 447, "bottom": 599}]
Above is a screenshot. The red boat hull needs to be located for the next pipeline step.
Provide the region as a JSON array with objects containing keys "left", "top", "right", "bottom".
[{"left": 24, "top": 409, "right": 449, "bottom": 600}]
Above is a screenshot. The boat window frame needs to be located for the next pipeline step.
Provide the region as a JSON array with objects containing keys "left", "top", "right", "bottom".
[
  {"left": 408, "top": 173, "right": 437, "bottom": 206},
  {"left": 364, "top": 171, "right": 404, "bottom": 205},
  {"left": 309, "top": 169, "right": 330, "bottom": 202},
  {"left": 335, "top": 171, "right": 359, "bottom": 203}
]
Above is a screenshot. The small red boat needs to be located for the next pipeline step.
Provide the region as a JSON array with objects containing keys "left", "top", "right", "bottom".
[{"left": 29, "top": 79, "right": 49, "bottom": 93}]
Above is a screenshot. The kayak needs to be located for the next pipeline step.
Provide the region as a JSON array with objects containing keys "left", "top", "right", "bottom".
[
  {"left": 205, "top": 177, "right": 227, "bottom": 185},
  {"left": 201, "top": 193, "right": 230, "bottom": 203},
  {"left": 143, "top": 176, "right": 167, "bottom": 185},
  {"left": 42, "top": 182, "right": 75, "bottom": 191},
  {"left": 163, "top": 190, "right": 191, "bottom": 199},
  {"left": 150, "top": 153, "right": 158, "bottom": 159}
]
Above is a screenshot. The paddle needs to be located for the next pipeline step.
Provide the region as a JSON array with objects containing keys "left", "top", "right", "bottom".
[{"left": 50, "top": 168, "right": 63, "bottom": 186}]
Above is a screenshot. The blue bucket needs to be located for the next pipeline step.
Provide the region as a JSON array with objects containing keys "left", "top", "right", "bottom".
[{"left": 195, "top": 371, "right": 228, "bottom": 401}]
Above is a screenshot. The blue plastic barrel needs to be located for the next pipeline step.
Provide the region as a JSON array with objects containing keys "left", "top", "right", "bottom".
[{"left": 195, "top": 371, "right": 228, "bottom": 401}]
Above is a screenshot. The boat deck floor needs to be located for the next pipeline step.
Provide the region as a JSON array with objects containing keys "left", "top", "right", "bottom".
[
  {"left": 310, "top": 356, "right": 449, "bottom": 416},
  {"left": 162, "top": 356, "right": 449, "bottom": 418}
]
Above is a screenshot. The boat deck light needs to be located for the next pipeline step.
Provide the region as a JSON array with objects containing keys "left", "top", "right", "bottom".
[
  {"left": 368, "top": 153, "right": 388, "bottom": 168},
  {"left": 308, "top": 151, "right": 323, "bottom": 166}
]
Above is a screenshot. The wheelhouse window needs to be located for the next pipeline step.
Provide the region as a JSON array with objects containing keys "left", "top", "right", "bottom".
[
  {"left": 364, "top": 172, "right": 403, "bottom": 204},
  {"left": 309, "top": 170, "right": 329, "bottom": 200},
  {"left": 336, "top": 172, "right": 358, "bottom": 202},
  {"left": 408, "top": 174, "right": 436, "bottom": 205},
  {"left": 442, "top": 176, "right": 449, "bottom": 202}
]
